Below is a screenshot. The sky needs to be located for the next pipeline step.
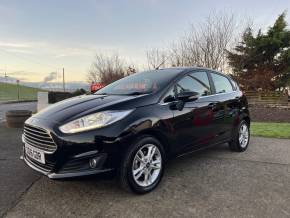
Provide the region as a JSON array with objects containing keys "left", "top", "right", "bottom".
[{"left": 0, "top": 0, "right": 289, "bottom": 83}]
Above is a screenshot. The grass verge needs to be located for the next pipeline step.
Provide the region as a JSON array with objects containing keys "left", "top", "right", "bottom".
[
  {"left": 0, "top": 82, "right": 44, "bottom": 101},
  {"left": 251, "top": 122, "right": 290, "bottom": 139}
]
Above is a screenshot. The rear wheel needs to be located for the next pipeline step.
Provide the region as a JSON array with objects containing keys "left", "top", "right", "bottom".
[
  {"left": 118, "top": 135, "right": 165, "bottom": 194},
  {"left": 229, "top": 120, "right": 250, "bottom": 152}
]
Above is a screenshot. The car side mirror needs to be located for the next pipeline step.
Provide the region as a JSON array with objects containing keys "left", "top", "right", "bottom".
[
  {"left": 163, "top": 95, "right": 176, "bottom": 103},
  {"left": 177, "top": 91, "right": 199, "bottom": 102}
]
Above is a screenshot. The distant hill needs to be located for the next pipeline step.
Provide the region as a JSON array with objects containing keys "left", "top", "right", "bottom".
[
  {"left": 0, "top": 82, "right": 45, "bottom": 101},
  {"left": 23, "top": 81, "right": 90, "bottom": 92},
  {"left": 0, "top": 76, "right": 89, "bottom": 92},
  {"left": 0, "top": 76, "right": 18, "bottom": 84}
]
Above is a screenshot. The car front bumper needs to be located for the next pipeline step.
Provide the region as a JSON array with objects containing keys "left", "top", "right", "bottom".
[
  {"left": 21, "top": 154, "right": 112, "bottom": 179},
  {"left": 21, "top": 116, "right": 131, "bottom": 179},
  {"left": 21, "top": 148, "right": 114, "bottom": 179}
]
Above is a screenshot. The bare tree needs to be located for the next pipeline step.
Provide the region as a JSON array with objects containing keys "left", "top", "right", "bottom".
[
  {"left": 87, "top": 53, "right": 130, "bottom": 84},
  {"left": 165, "top": 12, "right": 236, "bottom": 72}
]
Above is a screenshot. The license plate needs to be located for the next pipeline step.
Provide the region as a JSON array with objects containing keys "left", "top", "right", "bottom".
[{"left": 25, "top": 144, "right": 45, "bottom": 164}]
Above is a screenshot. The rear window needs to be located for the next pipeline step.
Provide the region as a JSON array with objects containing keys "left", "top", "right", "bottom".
[
  {"left": 230, "top": 79, "right": 238, "bottom": 91},
  {"left": 211, "top": 73, "right": 233, "bottom": 94}
]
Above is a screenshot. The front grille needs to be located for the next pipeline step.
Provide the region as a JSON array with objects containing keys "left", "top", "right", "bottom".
[{"left": 24, "top": 124, "right": 57, "bottom": 153}]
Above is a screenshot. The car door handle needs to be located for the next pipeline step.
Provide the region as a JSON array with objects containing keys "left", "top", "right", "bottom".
[
  {"left": 208, "top": 103, "right": 217, "bottom": 110},
  {"left": 235, "top": 96, "right": 241, "bottom": 102}
]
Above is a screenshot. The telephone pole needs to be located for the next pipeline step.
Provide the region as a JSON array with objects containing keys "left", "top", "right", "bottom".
[
  {"left": 62, "top": 67, "right": 65, "bottom": 92},
  {"left": 4, "top": 71, "right": 7, "bottom": 83},
  {"left": 17, "top": 80, "right": 20, "bottom": 100},
  {"left": 4, "top": 70, "right": 8, "bottom": 90}
]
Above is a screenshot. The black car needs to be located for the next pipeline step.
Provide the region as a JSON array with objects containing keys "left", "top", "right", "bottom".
[{"left": 22, "top": 67, "right": 250, "bottom": 194}]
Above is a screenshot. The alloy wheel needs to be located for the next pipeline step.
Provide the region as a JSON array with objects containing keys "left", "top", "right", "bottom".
[
  {"left": 132, "top": 144, "right": 162, "bottom": 187},
  {"left": 239, "top": 123, "right": 249, "bottom": 148}
]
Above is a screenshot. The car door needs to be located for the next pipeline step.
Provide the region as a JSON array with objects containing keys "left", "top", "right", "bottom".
[
  {"left": 208, "top": 71, "right": 237, "bottom": 143},
  {"left": 171, "top": 71, "right": 217, "bottom": 153}
]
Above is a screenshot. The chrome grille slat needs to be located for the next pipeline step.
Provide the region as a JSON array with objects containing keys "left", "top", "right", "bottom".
[
  {"left": 26, "top": 138, "right": 54, "bottom": 152},
  {"left": 24, "top": 129, "right": 51, "bottom": 139},
  {"left": 24, "top": 124, "right": 57, "bottom": 154},
  {"left": 23, "top": 136, "right": 55, "bottom": 152},
  {"left": 24, "top": 125, "right": 48, "bottom": 135},
  {"left": 24, "top": 133, "right": 55, "bottom": 145}
]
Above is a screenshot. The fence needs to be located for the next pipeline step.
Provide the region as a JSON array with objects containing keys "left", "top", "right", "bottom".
[{"left": 245, "top": 91, "right": 289, "bottom": 106}]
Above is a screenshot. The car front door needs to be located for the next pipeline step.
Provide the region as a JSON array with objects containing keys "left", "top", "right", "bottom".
[{"left": 171, "top": 71, "right": 217, "bottom": 153}]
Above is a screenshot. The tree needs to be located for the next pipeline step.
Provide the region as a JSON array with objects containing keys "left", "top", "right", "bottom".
[
  {"left": 87, "top": 54, "right": 134, "bottom": 84},
  {"left": 228, "top": 12, "right": 290, "bottom": 91},
  {"left": 146, "top": 48, "right": 168, "bottom": 70},
  {"left": 146, "top": 13, "right": 236, "bottom": 71}
]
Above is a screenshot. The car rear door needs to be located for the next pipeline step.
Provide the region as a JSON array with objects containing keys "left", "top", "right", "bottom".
[{"left": 208, "top": 71, "right": 238, "bottom": 143}]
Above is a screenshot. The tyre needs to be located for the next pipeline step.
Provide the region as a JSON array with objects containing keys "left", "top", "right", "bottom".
[
  {"left": 229, "top": 120, "right": 250, "bottom": 152},
  {"left": 118, "top": 135, "right": 165, "bottom": 194}
]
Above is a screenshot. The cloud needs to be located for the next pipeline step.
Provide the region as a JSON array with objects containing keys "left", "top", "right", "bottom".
[
  {"left": 43, "top": 72, "right": 57, "bottom": 83},
  {"left": 54, "top": 50, "right": 91, "bottom": 58},
  {"left": 7, "top": 70, "right": 39, "bottom": 75},
  {"left": 53, "top": 47, "right": 96, "bottom": 58},
  {"left": 0, "top": 41, "right": 43, "bottom": 55},
  {"left": 3, "top": 48, "right": 35, "bottom": 54},
  {"left": 0, "top": 42, "right": 31, "bottom": 48},
  {"left": 54, "top": 54, "right": 68, "bottom": 58}
]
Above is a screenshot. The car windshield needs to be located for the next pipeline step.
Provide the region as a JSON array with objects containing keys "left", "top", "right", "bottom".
[{"left": 94, "top": 69, "right": 180, "bottom": 95}]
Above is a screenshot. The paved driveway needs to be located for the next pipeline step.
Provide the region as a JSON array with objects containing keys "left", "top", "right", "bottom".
[
  {"left": 2, "top": 132, "right": 290, "bottom": 218},
  {"left": 0, "top": 102, "right": 37, "bottom": 122},
  {"left": 0, "top": 124, "right": 39, "bottom": 218}
]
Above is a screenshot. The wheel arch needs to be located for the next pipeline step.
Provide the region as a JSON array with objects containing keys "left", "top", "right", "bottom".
[
  {"left": 243, "top": 116, "right": 251, "bottom": 127},
  {"left": 134, "top": 129, "right": 172, "bottom": 160},
  {"left": 237, "top": 106, "right": 251, "bottom": 128}
]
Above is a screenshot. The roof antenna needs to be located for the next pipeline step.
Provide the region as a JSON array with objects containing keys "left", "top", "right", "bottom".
[{"left": 155, "top": 55, "right": 169, "bottom": 70}]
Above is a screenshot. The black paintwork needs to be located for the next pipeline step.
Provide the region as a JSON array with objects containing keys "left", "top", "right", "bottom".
[{"left": 22, "top": 67, "right": 250, "bottom": 178}]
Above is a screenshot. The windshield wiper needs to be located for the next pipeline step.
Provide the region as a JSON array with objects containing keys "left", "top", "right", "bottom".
[
  {"left": 126, "top": 91, "right": 151, "bottom": 96},
  {"left": 94, "top": 93, "right": 108, "bottom": 95}
]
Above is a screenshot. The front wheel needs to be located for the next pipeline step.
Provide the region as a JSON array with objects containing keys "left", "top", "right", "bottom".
[
  {"left": 229, "top": 120, "right": 250, "bottom": 152},
  {"left": 118, "top": 136, "right": 165, "bottom": 194}
]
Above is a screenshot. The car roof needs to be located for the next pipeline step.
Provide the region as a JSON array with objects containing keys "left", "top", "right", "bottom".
[
  {"left": 158, "top": 66, "right": 218, "bottom": 72},
  {"left": 157, "top": 67, "right": 232, "bottom": 79}
]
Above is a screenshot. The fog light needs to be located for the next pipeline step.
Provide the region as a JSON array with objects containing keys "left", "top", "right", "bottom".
[{"left": 89, "top": 158, "right": 98, "bottom": 168}]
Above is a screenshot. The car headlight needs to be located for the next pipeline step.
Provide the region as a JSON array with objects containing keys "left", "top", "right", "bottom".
[{"left": 59, "top": 110, "right": 134, "bottom": 134}]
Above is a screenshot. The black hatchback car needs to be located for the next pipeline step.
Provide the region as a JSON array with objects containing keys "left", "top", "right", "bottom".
[{"left": 22, "top": 67, "right": 250, "bottom": 193}]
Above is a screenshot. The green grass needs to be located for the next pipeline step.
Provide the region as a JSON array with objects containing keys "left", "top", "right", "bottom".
[
  {"left": 251, "top": 122, "right": 290, "bottom": 139},
  {"left": 0, "top": 82, "right": 45, "bottom": 101}
]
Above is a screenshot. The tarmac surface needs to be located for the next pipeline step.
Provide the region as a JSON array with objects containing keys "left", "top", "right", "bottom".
[
  {"left": 0, "top": 122, "right": 290, "bottom": 218},
  {"left": 0, "top": 123, "right": 39, "bottom": 218}
]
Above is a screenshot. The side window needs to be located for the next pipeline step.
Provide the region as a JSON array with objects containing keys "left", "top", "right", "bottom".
[
  {"left": 176, "top": 74, "right": 210, "bottom": 97},
  {"left": 211, "top": 73, "right": 233, "bottom": 93},
  {"left": 176, "top": 76, "right": 197, "bottom": 94},
  {"left": 189, "top": 72, "right": 211, "bottom": 96},
  {"left": 230, "top": 79, "right": 238, "bottom": 91}
]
